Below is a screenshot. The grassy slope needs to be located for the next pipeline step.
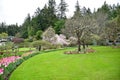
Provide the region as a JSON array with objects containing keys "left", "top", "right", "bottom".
[{"left": 9, "top": 46, "right": 120, "bottom": 80}]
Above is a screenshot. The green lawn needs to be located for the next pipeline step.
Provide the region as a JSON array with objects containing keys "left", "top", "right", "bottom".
[{"left": 9, "top": 46, "right": 120, "bottom": 80}]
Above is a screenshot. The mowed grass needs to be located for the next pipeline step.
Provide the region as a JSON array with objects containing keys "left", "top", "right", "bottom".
[{"left": 9, "top": 46, "right": 120, "bottom": 80}]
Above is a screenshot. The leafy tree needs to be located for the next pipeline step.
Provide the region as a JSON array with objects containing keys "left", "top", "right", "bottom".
[
  {"left": 105, "top": 18, "right": 120, "bottom": 46},
  {"left": 35, "top": 30, "right": 43, "bottom": 40},
  {"left": 0, "top": 32, "right": 8, "bottom": 39},
  {"left": 28, "top": 25, "right": 35, "bottom": 38},
  {"left": 64, "top": 15, "right": 97, "bottom": 52},
  {"left": 93, "top": 11, "right": 108, "bottom": 45},
  {"left": 31, "top": 40, "right": 52, "bottom": 51},
  {"left": 31, "top": 2, "right": 58, "bottom": 32},
  {"left": 54, "top": 19, "right": 65, "bottom": 34}
]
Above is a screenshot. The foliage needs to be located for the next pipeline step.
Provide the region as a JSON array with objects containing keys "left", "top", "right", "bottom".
[
  {"left": 0, "top": 23, "right": 19, "bottom": 36},
  {"left": 35, "top": 30, "right": 43, "bottom": 40},
  {"left": 7, "top": 24, "right": 19, "bottom": 36},
  {"left": 0, "top": 56, "right": 22, "bottom": 80},
  {"left": 31, "top": 40, "right": 52, "bottom": 51},
  {"left": 0, "top": 1, "right": 120, "bottom": 47},
  {"left": 68, "top": 37, "right": 77, "bottom": 47},
  {"left": 54, "top": 19, "right": 65, "bottom": 34},
  {"left": 105, "top": 18, "right": 120, "bottom": 45},
  {"left": 15, "top": 32, "right": 21, "bottom": 38},
  {"left": 0, "top": 33, "right": 8, "bottom": 39},
  {"left": 12, "top": 38, "right": 24, "bottom": 44},
  {"left": 0, "top": 48, "right": 40, "bottom": 80},
  {"left": 64, "top": 15, "right": 97, "bottom": 51},
  {"left": 18, "top": 42, "right": 31, "bottom": 48},
  {"left": 21, "top": 14, "right": 31, "bottom": 38},
  {"left": 42, "top": 27, "right": 56, "bottom": 43}
]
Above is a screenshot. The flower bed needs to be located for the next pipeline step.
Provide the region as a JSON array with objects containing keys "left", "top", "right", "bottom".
[
  {"left": 0, "top": 56, "right": 22, "bottom": 80},
  {"left": 0, "top": 50, "right": 39, "bottom": 80}
]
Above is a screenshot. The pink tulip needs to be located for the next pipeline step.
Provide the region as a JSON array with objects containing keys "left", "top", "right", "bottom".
[
  {"left": 0, "top": 56, "right": 21, "bottom": 76},
  {"left": 0, "top": 68, "right": 4, "bottom": 75},
  {"left": 0, "top": 56, "right": 21, "bottom": 67}
]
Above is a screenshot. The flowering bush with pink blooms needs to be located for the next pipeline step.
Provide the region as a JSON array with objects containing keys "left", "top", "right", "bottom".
[
  {"left": 0, "top": 56, "right": 21, "bottom": 68},
  {"left": 0, "top": 51, "right": 38, "bottom": 80},
  {"left": 0, "top": 68, "right": 4, "bottom": 75},
  {"left": 0, "top": 56, "right": 22, "bottom": 80}
]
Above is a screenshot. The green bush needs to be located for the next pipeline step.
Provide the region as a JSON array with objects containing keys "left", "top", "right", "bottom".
[{"left": 31, "top": 40, "right": 52, "bottom": 50}]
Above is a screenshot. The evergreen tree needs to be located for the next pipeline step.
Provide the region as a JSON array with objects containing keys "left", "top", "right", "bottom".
[
  {"left": 97, "top": 1, "right": 110, "bottom": 13},
  {"left": 48, "top": 0, "right": 56, "bottom": 14},
  {"left": 73, "top": 0, "right": 81, "bottom": 18},
  {"left": 21, "top": 14, "right": 31, "bottom": 38},
  {"left": 34, "top": 7, "right": 41, "bottom": 16},
  {"left": 81, "top": 6, "right": 87, "bottom": 15},
  {"left": 54, "top": 19, "right": 65, "bottom": 34},
  {"left": 0, "top": 22, "right": 7, "bottom": 33},
  {"left": 48, "top": 0, "right": 58, "bottom": 26},
  {"left": 86, "top": 8, "right": 92, "bottom": 15},
  {"left": 7, "top": 24, "right": 19, "bottom": 36},
  {"left": 58, "top": 0, "right": 68, "bottom": 19}
]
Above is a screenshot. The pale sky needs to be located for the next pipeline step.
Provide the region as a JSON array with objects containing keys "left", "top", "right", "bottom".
[{"left": 0, "top": 0, "right": 120, "bottom": 25}]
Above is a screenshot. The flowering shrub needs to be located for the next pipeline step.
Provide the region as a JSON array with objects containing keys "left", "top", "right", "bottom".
[
  {"left": 0, "top": 56, "right": 21, "bottom": 75},
  {"left": 0, "top": 51, "right": 38, "bottom": 80},
  {"left": 0, "top": 56, "right": 21, "bottom": 68},
  {"left": 0, "top": 68, "right": 3, "bottom": 75}
]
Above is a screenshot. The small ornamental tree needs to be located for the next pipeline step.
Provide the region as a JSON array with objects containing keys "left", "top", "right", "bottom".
[
  {"left": 42, "top": 27, "right": 56, "bottom": 43},
  {"left": 31, "top": 40, "right": 52, "bottom": 51},
  {"left": 63, "top": 15, "right": 97, "bottom": 52}
]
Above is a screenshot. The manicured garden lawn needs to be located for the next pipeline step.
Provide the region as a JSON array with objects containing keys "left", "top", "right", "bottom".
[{"left": 9, "top": 46, "right": 120, "bottom": 80}]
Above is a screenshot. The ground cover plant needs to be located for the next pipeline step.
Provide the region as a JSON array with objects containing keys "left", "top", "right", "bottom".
[{"left": 9, "top": 46, "right": 120, "bottom": 80}]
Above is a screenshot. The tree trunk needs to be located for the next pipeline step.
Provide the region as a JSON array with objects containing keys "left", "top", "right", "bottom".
[
  {"left": 77, "top": 37, "right": 81, "bottom": 52},
  {"left": 113, "top": 40, "right": 116, "bottom": 46},
  {"left": 82, "top": 40, "right": 86, "bottom": 53},
  {"left": 82, "top": 41, "right": 85, "bottom": 50},
  {"left": 38, "top": 45, "right": 41, "bottom": 51},
  {"left": 86, "top": 44, "right": 89, "bottom": 48}
]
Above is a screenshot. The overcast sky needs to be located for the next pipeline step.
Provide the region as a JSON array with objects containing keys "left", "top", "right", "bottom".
[{"left": 0, "top": 0, "right": 120, "bottom": 25}]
